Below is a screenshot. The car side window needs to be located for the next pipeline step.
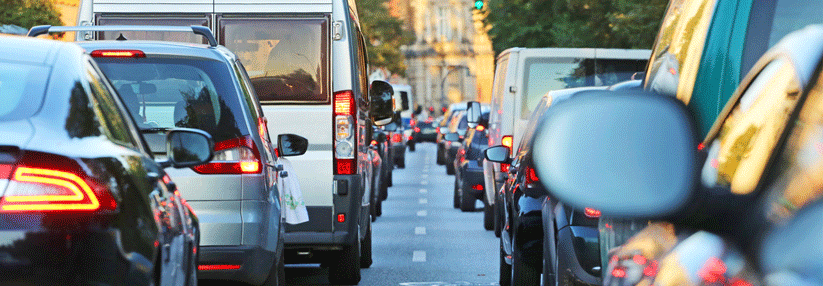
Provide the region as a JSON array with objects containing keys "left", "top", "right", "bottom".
[
  {"left": 490, "top": 58, "right": 509, "bottom": 127},
  {"left": 700, "top": 59, "right": 801, "bottom": 195},
  {"left": 645, "top": 0, "right": 718, "bottom": 104},
  {"left": 763, "top": 69, "right": 823, "bottom": 224},
  {"left": 84, "top": 60, "right": 139, "bottom": 149}
]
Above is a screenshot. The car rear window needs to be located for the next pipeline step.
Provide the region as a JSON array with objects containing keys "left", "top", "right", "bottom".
[
  {"left": 522, "top": 58, "right": 646, "bottom": 119},
  {"left": 94, "top": 57, "right": 249, "bottom": 143},
  {"left": 219, "top": 17, "right": 329, "bottom": 104},
  {"left": 96, "top": 16, "right": 211, "bottom": 45},
  {"left": 0, "top": 62, "right": 48, "bottom": 121}
]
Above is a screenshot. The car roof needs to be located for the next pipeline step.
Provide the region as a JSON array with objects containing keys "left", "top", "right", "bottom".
[
  {"left": 0, "top": 35, "right": 70, "bottom": 66},
  {"left": 75, "top": 40, "right": 237, "bottom": 62}
]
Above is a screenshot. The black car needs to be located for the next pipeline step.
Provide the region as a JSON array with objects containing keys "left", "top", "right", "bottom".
[
  {"left": 0, "top": 35, "right": 211, "bottom": 285},
  {"left": 412, "top": 118, "right": 438, "bottom": 143},
  {"left": 436, "top": 104, "right": 467, "bottom": 165},
  {"left": 442, "top": 111, "right": 468, "bottom": 175},
  {"left": 453, "top": 111, "right": 490, "bottom": 214}
]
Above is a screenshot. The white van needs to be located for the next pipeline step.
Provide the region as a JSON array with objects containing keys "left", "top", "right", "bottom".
[
  {"left": 77, "top": 0, "right": 392, "bottom": 284},
  {"left": 482, "top": 48, "right": 651, "bottom": 225}
]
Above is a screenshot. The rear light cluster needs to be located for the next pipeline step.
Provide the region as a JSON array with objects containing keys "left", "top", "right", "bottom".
[
  {"left": 476, "top": 125, "right": 485, "bottom": 132},
  {"left": 414, "top": 127, "right": 421, "bottom": 133},
  {"left": 524, "top": 165, "right": 539, "bottom": 188},
  {"left": 584, "top": 207, "right": 601, "bottom": 218},
  {"left": 500, "top": 135, "right": 513, "bottom": 173},
  {"left": 392, "top": 133, "right": 403, "bottom": 143},
  {"left": 334, "top": 91, "right": 356, "bottom": 175},
  {"left": 0, "top": 152, "right": 117, "bottom": 213},
  {"left": 192, "top": 135, "right": 261, "bottom": 174}
]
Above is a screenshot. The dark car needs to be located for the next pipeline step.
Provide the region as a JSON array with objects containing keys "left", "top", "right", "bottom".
[
  {"left": 442, "top": 111, "right": 468, "bottom": 175},
  {"left": 529, "top": 25, "right": 823, "bottom": 286},
  {"left": 412, "top": 118, "right": 438, "bottom": 143},
  {"left": 38, "top": 25, "right": 311, "bottom": 285},
  {"left": 369, "top": 127, "right": 389, "bottom": 219},
  {"left": 436, "top": 103, "right": 467, "bottom": 165},
  {"left": 453, "top": 111, "right": 490, "bottom": 213},
  {"left": 0, "top": 35, "right": 211, "bottom": 285},
  {"left": 485, "top": 86, "right": 607, "bottom": 286}
]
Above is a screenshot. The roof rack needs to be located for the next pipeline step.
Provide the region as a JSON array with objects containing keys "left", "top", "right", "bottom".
[{"left": 27, "top": 25, "right": 218, "bottom": 47}]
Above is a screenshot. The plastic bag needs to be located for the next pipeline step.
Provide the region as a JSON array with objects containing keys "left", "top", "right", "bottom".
[{"left": 282, "top": 160, "right": 309, "bottom": 224}]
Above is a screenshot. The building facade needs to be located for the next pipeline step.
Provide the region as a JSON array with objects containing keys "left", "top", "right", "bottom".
[{"left": 391, "top": 0, "right": 494, "bottom": 113}]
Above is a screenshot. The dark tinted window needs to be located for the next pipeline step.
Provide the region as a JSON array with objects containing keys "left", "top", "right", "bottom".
[
  {"left": 85, "top": 60, "right": 137, "bottom": 148},
  {"left": 742, "top": 0, "right": 823, "bottom": 76},
  {"left": 219, "top": 17, "right": 329, "bottom": 103},
  {"left": 0, "top": 62, "right": 48, "bottom": 121},
  {"left": 96, "top": 16, "right": 210, "bottom": 45},
  {"left": 400, "top": 91, "right": 410, "bottom": 110},
  {"left": 95, "top": 57, "right": 249, "bottom": 143}
]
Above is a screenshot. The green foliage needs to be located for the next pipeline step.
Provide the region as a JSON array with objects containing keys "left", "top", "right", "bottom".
[
  {"left": 482, "top": 0, "right": 667, "bottom": 55},
  {"left": 0, "top": 0, "right": 62, "bottom": 30},
  {"left": 356, "top": 0, "right": 413, "bottom": 76}
]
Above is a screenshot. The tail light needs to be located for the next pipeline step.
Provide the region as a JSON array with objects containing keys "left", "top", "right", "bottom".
[
  {"left": 392, "top": 134, "right": 402, "bottom": 143},
  {"left": 334, "top": 90, "right": 356, "bottom": 175},
  {"left": 472, "top": 184, "right": 483, "bottom": 191},
  {"left": 414, "top": 127, "right": 421, "bottom": 133},
  {"left": 90, "top": 49, "right": 146, "bottom": 58},
  {"left": 0, "top": 152, "right": 117, "bottom": 212},
  {"left": 476, "top": 125, "right": 485, "bottom": 132},
  {"left": 192, "top": 136, "right": 261, "bottom": 174},
  {"left": 500, "top": 135, "right": 513, "bottom": 172},
  {"left": 408, "top": 135, "right": 413, "bottom": 141},
  {"left": 524, "top": 165, "right": 539, "bottom": 188},
  {"left": 584, "top": 207, "right": 601, "bottom": 218},
  {"left": 410, "top": 119, "right": 416, "bottom": 126}
]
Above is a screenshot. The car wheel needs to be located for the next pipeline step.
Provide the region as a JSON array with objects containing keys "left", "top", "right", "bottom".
[
  {"left": 376, "top": 195, "right": 382, "bottom": 216},
  {"left": 329, "top": 234, "right": 362, "bottom": 284},
  {"left": 494, "top": 193, "right": 503, "bottom": 238},
  {"left": 459, "top": 186, "right": 474, "bottom": 212},
  {"left": 436, "top": 146, "right": 445, "bottom": 165},
  {"left": 499, "top": 239, "right": 512, "bottom": 286},
  {"left": 446, "top": 161, "right": 455, "bottom": 175},
  {"left": 511, "top": 236, "right": 541, "bottom": 285},
  {"left": 380, "top": 174, "right": 388, "bottom": 201},
  {"left": 388, "top": 170, "right": 393, "bottom": 187},
  {"left": 453, "top": 177, "right": 460, "bottom": 209},
  {"left": 360, "top": 220, "right": 373, "bottom": 268},
  {"left": 397, "top": 155, "right": 405, "bottom": 169},
  {"left": 409, "top": 142, "right": 416, "bottom": 152},
  {"left": 484, "top": 202, "right": 494, "bottom": 231}
]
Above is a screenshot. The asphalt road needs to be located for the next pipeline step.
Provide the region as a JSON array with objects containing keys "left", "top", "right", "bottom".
[{"left": 285, "top": 142, "right": 500, "bottom": 285}]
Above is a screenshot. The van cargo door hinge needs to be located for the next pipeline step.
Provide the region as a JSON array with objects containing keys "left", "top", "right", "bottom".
[{"left": 333, "top": 21, "right": 343, "bottom": 41}]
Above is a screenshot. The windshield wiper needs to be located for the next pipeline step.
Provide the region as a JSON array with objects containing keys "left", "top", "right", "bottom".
[{"left": 139, "top": 127, "right": 172, "bottom": 134}]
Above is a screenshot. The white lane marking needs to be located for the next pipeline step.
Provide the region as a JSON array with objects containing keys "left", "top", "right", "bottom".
[
  {"left": 419, "top": 189, "right": 428, "bottom": 194},
  {"left": 412, "top": 250, "right": 426, "bottom": 262},
  {"left": 419, "top": 198, "right": 428, "bottom": 204},
  {"left": 420, "top": 181, "right": 428, "bottom": 185},
  {"left": 417, "top": 210, "right": 427, "bottom": 217},
  {"left": 415, "top": 226, "right": 426, "bottom": 235}
]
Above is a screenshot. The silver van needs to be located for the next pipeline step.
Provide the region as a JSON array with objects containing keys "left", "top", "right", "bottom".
[
  {"left": 482, "top": 48, "right": 651, "bottom": 234},
  {"left": 76, "top": 0, "right": 392, "bottom": 284}
]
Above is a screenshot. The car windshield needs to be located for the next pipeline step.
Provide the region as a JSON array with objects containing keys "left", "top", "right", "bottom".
[
  {"left": 94, "top": 57, "right": 249, "bottom": 143},
  {"left": 0, "top": 62, "right": 48, "bottom": 121}
]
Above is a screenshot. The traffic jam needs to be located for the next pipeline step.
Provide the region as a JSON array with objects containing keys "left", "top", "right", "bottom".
[{"left": 1, "top": 0, "right": 823, "bottom": 285}]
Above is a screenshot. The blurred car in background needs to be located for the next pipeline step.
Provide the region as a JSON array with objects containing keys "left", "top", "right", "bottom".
[
  {"left": 411, "top": 117, "right": 438, "bottom": 144},
  {"left": 436, "top": 103, "right": 468, "bottom": 165},
  {"left": 453, "top": 110, "right": 490, "bottom": 213}
]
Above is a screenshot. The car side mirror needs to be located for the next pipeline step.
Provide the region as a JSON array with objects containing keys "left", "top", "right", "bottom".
[
  {"left": 370, "top": 80, "right": 395, "bottom": 126},
  {"left": 164, "top": 128, "right": 214, "bottom": 168},
  {"left": 466, "top": 101, "right": 482, "bottom": 128},
  {"left": 484, "top": 145, "right": 511, "bottom": 164},
  {"left": 278, "top": 134, "right": 309, "bottom": 157},
  {"left": 444, "top": 133, "right": 460, "bottom": 142},
  {"left": 532, "top": 91, "right": 698, "bottom": 218}
]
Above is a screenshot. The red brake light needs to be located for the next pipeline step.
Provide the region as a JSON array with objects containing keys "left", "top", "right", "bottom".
[
  {"left": 501, "top": 163, "right": 509, "bottom": 173},
  {"left": 337, "top": 213, "right": 346, "bottom": 223},
  {"left": 584, "top": 207, "right": 601, "bottom": 218},
  {"left": 371, "top": 140, "right": 377, "bottom": 146},
  {"left": 198, "top": 264, "right": 241, "bottom": 271},
  {"left": 697, "top": 142, "right": 705, "bottom": 151},
  {"left": 526, "top": 166, "right": 539, "bottom": 183},
  {"left": 392, "top": 134, "right": 402, "bottom": 143},
  {"left": 643, "top": 260, "right": 658, "bottom": 277},
  {"left": 0, "top": 153, "right": 117, "bottom": 213},
  {"left": 334, "top": 91, "right": 355, "bottom": 116},
  {"left": 414, "top": 127, "right": 421, "bottom": 133},
  {"left": 336, "top": 159, "right": 355, "bottom": 175},
  {"left": 632, "top": 254, "right": 647, "bottom": 265},
  {"left": 408, "top": 135, "right": 413, "bottom": 141},
  {"left": 698, "top": 257, "right": 727, "bottom": 283},
  {"left": 410, "top": 119, "right": 416, "bottom": 126},
  {"left": 90, "top": 50, "right": 145, "bottom": 58},
  {"left": 476, "top": 125, "right": 485, "bottom": 132},
  {"left": 611, "top": 267, "right": 627, "bottom": 278},
  {"left": 192, "top": 136, "right": 261, "bottom": 174},
  {"left": 472, "top": 184, "right": 483, "bottom": 191}
]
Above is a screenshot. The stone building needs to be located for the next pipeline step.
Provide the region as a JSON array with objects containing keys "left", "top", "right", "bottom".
[{"left": 390, "top": 0, "right": 495, "bottom": 112}]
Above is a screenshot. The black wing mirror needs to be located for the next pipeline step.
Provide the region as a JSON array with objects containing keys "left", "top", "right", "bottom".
[
  {"left": 278, "top": 134, "right": 309, "bottom": 157},
  {"left": 370, "top": 80, "right": 395, "bottom": 126},
  {"left": 164, "top": 128, "right": 214, "bottom": 168}
]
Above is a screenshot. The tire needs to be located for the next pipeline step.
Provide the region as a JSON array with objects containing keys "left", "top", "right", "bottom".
[
  {"left": 380, "top": 175, "right": 388, "bottom": 201},
  {"left": 397, "top": 155, "right": 405, "bottom": 169},
  {"left": 262, "top": 252, "right": 285, "bottom": 286},
  {"left": 409, "top": 142, "right": 416, "bottom": 152},
  {"left": 511, "top": 237, "right": 541, "bottom": 285},
  {"left": 459, "top": 186, "right": 474, "bottom": 212},
  {"left": 494, "top": 193, "right": 503, "bottom": 238},
  {"left": 436, "top": 146, "right": 445, "bottom": 165},
  {"left": 329, "top": 237, "right": 362, "bottom": 285},
  {"left": 446, "top": 161, "right": 455, "bottom": 175},
  {"left": 484, "top": 202, "right": 494, "bottom": 231},
  {"left": 388, "top": 170, "right": 393, "bottom": 187},
  {"left": 360, "top": 221, "right": 373, "bottom": 268},
  {"left": 376, "top": 195, "right": 383, "bottom": 217},
  {"left": 453, "top": 178, "right": 460, "bottom": 209},
  {"left": 499, "top": 239, "right": 512, "bottom": 286}
]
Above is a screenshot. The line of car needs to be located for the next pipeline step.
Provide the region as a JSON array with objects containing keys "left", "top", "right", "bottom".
[{"left": 435, "top": 0, "right": 823, "bottom": 285}]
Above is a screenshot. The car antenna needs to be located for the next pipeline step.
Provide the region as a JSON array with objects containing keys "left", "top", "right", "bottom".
[{"left": 116, "top": 33, "right": 127, "bottom": 41}]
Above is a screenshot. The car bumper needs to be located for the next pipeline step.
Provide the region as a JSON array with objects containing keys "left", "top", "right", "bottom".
[
  {"left": 198, "top": 245, "right": 276, "bottom": 285},
  {"left": 557, "top": 226, "right": 602, "bottom": 285},
  {"left": 0, "top": 227, "right": 153, "bottom": 285}
]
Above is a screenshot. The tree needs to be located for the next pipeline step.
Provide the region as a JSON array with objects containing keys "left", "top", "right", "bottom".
[
  {"left": 0, "top": 0, "right": 62, "bottom": 30},
  {"left": 356, "top": 0, "right": 413, "bottom": 75},
  {"left": 482, "top": 0, "right": 667, "bottom": 55}
]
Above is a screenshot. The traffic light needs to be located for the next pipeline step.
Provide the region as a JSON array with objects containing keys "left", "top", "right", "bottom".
[{"left": 474, "top": 0, "right": 484, "bottom": 10}]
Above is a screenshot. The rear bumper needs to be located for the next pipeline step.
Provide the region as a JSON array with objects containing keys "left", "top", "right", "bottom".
[
  {"left": 0, "top": 228, "right": 153, "bottom": 285},
  {"left": 460, "top": 166, "right": 485, "bottom": 199},
  {"left": 198, "top": 245, "right": 276, "bottom": 285}
]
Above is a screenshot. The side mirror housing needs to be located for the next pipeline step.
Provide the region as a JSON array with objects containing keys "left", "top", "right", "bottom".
[
  {"left": 484, "top": 145, "right": 511, "bottom": 164},
  {"left": 443, "top": 133, "right": 460, "bottom": 142},
  {"left": 278, "top": 134, "right": 309, "bottom": 157},
  {"left": 164, "top": 128, "right": 214, "bottom": 168},
  {"left": 466, "top": 101, "right": 482, "bottom": 128},
  {"left": 370, "top": 80, "right": 395, "bottom": 126},
  {"left": 532, "top": 91, "right": 698, "bottom": 218}
]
